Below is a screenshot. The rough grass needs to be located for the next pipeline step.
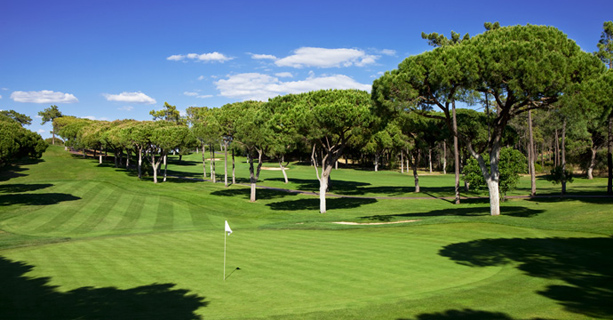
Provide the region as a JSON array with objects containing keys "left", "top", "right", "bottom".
[{"left": 0, "top": 146, "right": 612, "bottom": 319}]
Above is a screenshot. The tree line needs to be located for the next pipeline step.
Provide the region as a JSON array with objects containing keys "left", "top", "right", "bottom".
[{"left": 38, "top": 22, "right": 613, "bottom": 215}]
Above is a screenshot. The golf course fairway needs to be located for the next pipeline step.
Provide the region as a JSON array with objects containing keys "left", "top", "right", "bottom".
[{"left": 1, "top": 146, "right": 612, "bottom": 319}]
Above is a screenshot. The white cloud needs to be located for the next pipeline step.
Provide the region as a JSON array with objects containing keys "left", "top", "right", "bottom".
[
  {"left": 103, "top": 92, "right": 156, "bottom": 104},
  {"left": 275, "top": 72, "right": 293, "bottom": 78},
  {"left": 167, "top": 52, "right": 233, "bottom": 63},
  {"left": 197, "top": 75, "right": 205, "bottom": 81},
  {"left": 38, "top": 129, "right": 45, "bottom": 134},
  {"left": 118, "top": 106, "right": 134, "bottom": 111},
  {"left": 379, "top": 49, "right": 397, "bottom": 56},
  {"left": 0, "top": 95, "right": 2, "bottom": 99},
  {"left": 11, "top": 90, "right": 79, "bottom": 103},
  {"left": 83, "top": 116, "right": 108, "bottom": 121},
  {"left": 274, "top": 47, "right": 378, "bottom": 68},
  {"left": 251, "top": 53, "right": 277, "bottom": 60},
  {"left": 215, "top": 72, "right": 371, "bottom": 101},
  {"left": 184, "top": 91, "right": 212, "bottom": 99}
]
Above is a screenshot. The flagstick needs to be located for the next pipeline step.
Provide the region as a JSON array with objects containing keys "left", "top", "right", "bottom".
[{"left": 223, "top": 228, "right": 227, "bottom": 281}]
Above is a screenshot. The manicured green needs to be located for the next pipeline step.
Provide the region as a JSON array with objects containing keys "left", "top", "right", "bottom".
[{"left": 1, "top": 146, "right": 612, "bottom": 319}]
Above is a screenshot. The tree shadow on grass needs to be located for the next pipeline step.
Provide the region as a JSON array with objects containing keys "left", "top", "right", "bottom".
[
  {"left": 360, "top": 206, "right": 543, "bottom": 221},
  {"left": 264, "top": 178, "right": 370, "bottom": 193},
  {"left": 526, "top": 196, "right": 613, "bottom": 205},
  {"left": 0, "top": 256, "right": 207, "bottom": 320},
  {"left": 0, "top": 166, "right": 29, "bottom": 182},
  {"left": 0, "top": 184, "right": 53, "bottom": 193},
  {"left": 439, "top": 237, "right": 613, "bottom": 319},
  {"left": 267, "top": 197, "right": 377, "bottom": 211},
  {"left": 211, "top": 188, "right": 299, "bottom": 201},
  {"left": 398, "top": 308, "right": 550, "bottom": 319},
  {"left": 0, "top": 193, "right": 80, "bottom": 206}
]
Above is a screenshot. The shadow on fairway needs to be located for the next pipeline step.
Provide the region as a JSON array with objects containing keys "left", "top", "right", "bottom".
[
  {"left": 398, "top": 308, "right": 546, "bottom": 319},
  {"left": 265, "top": 178, "right": 370, "bottom": 193},
  {"left": 439, "top": 237, "right": 613, "bottom": 319},
  {"left": 526, "top": 196, "right": 613, "bottom": 205},
  {"left": 0, "top": 165, "right": 29, "bottom": 182},
  {"left": 0, "top": 256, "right": 207, "bottom": 320},
  {"left": 267, "top": 197, "right": 377, "bottom": 211},
  {"left": 0, "top": 193, "right": 80, "bottom": 206},
  {"left": 360, "top": 206, "right": 543, "bottom": 221},
  {"left": 212, "top": 188, "right": 299, "bottom": 200},
  {"left": 0, "top": 184, "right": 53, "bottom": 193}
]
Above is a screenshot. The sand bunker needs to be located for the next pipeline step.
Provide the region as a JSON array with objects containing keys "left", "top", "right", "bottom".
[
  {"left": 332, "top": 219, "right": 419, "bottom": 225},
  {"left": 260, "top": 167, "right": 289, "bottom": 171}
]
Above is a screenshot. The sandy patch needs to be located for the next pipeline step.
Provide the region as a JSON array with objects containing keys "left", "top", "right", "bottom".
[
  {"left": 260, "top": 167, "right": 289, "bottom": 171},
  {"left": 332, "top": 219, "right": 419, "bottom": 225}
]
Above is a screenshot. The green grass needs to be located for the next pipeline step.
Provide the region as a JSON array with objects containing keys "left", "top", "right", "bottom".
[{"left": 1, "top": 146, "right": 612, "bottom": 319}]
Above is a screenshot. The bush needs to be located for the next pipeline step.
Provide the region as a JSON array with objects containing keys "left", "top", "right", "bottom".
[{"left": 462, "top": 147, "right": 527, "bottom": 198}]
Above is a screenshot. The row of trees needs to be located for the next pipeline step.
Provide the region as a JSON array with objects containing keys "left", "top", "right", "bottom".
[
  {"left": 372, "top": 22, "right": 613, "bottom": 215},
  {"left": 47, "top": 23, "right": 612, "bottom": 216},
  {"left": 0, "top": 110, "right": 47, "bottom": 167}
]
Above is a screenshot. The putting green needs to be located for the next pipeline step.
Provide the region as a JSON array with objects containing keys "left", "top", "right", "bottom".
[{"left": 2, "top": 222, "right": 583, "bottom": 319}]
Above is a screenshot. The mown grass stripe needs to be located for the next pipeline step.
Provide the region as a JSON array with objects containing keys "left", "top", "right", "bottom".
[
  {"left": 189, "top": 204, "right": 210, "bottom": 229},
  {"left": 71, "top": 188, "right": 119, "bottom": 234},
  {"left": 154, "top": 197, "right": 174, "bottom": 231},
  {"left": 30, "top": 182, "right": 101, "bottom": 233},
  {"left": 112, "top": 194, "right": 145, "bottom": 233}
]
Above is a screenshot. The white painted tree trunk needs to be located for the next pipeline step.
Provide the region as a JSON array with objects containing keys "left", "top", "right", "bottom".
[
  {"left": 428, "top": 147, "right": 432, "bottom": 173},
  {"left": 443, "top": 141, "right": 447, "bottom": 175},
  {"left": 250, "top": 183, "right": 256, "bottom": 202},
  {"left": 210, "top": 143, "right": 216, "bottom": 183},
  {"left": 319, "top": 176, "right": 328, "bottom": 214},
  {"left": 152, "top": 153, "right": 158, "bottom": 184},
  {"left": 374, "top": 153, "right": 379, "bottom": 172},
  {"left": 232, "top": 148, "right": 236, "bottom": 185},
  {"left": 485, "top": 178, "right": 501, "bottom": 216},
  {"left": 587, "top": 147, "right": 596, "bottom": 179},
  {"left": 163, "top": 154, "right": 167, "bottom": 182},
  {"left": 224, "top": 141, "right": 229, "bottom": 187},
  {"left": 280, "top": 159, "right": 288, "bottom": 184},
  {"left": 201, "top": 144, "right": 207, "bottom": 179},
  {"left": 137, "top": 148, "right": 142, "bottom": 179}
]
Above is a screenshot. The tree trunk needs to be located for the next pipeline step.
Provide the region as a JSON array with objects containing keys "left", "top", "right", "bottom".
[
  {"left": 528, "top": 110, "right": 536, "bottom": 196},
  {"left": 553, "top": 129, "right": 560, "bottom": 167},
  {"left": 137, "top": 148, "right": 142, "bottom": 179},
  {"left": 374, "top": 152, "right": 379, "bottom": 172},
  {"left": 201, "top": 144, "right": 207, "bottom": 179},
  {"left": 99, "top": 149, "right": 102, "bottom": 164},
  {"left": 453, "top": 101, "right": 460, "bottom": 204},
  {"left": 561, "top": 119, "right": 567, "bottom": 195},
  {"left": 152, "top": 153, "right": 158, "bottom": 183},
  {"left": 163, "top": 154, "right": 168, "bottom": 182},
  {"left": 412, "top": 150, "right": 420, "bottom": 193},
  {"left": 224, "top": 141, "right": 229, "bottom": 187},
  {"left": 232, "top": 148, "right": 236, "bottom": 185},
  {"left": 248, "top": 148, "right": 264, "bottom": 202},
  {"left": 608, "top": 114, "right": 613, "bottom": 194},
  {"left": 280, "top": 156, "right": 288, "bottom": 184},
  {"left": 210, "top": 143, "right": 216, "bottom": 183},
  {"left": 469, "top": 139, "right": 501, "bottom": 216},
  {"left": 428, "top": 147, "right": 433, "bottom": 173},
  {"left": 443, "top": 141, "right": 447, "bottom": 175},
  {"left": 587, "top": 147, "right": 597, "bottom": 180},
  {"left": 319, "top": 174, "right": 328, "bottom": 213},
  {"left": 400, "top": 150, "right": 404, "bottom": 173}
]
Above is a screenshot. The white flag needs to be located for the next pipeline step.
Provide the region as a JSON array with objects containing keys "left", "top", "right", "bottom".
[{"left": 225, "top": 220, "right": 233, "bottom": 235}]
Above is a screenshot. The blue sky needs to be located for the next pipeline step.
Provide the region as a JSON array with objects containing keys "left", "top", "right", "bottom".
[{"left": 1, "top": 0, "right": 612, "bottom": 138}]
